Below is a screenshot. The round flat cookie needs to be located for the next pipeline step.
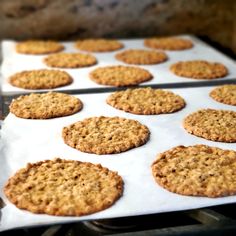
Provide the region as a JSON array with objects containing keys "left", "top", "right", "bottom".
[
  {"left": 4, "top": 158, "right": 123, "bottom": 216},
  {"left": 10, "top": 92, "right": 82, "bottom": 119},
  {"left": 62, "top": 116, "right": 150, "bottom": 154},
  {"left": 75, "top": 39, "right": 124, "bottom": 52},
  {"left": 170, "top": 60, "right": 228, "bottom": 79},
  {"left": 152, "top": 145, "right": 236, "bottom": 198},
  {"left": 44, "top": 53, "right": 97, "bottom": 68},
  {"left": 107, "top": 88, "right": 185, "bottom": 114},
  {"left": 16, "top": 40, "right": 64, "bottom": 55},
  {"left": 9, "top": 69, "right": 73, "bottom": 90},
  {"left": 89, "top": 66, "right": 153, "bottom": 86},
  {"left": 183, "top": 109, "right": 236, "bottom": 142},
  {"left": 144, "top": 37, "right": 193, "bottom": 50},
  {"left": 210, "top": 84, "right": 236, "bottom": 106},
  {"left": 115, "top": 49, "right": 168, "bottom": 65}
]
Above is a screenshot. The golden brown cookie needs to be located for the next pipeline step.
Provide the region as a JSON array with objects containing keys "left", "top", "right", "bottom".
[
  {"left": 4, "top": 158, "right": 123, "bottom": 216},
  {"left": 115, "top": 49, "right": 168, "bottom": 65},
  {"left": 9, "top": 69, "right": 73, "bottom": 90},
  {"left": 210, "top": 84, "right": 236, "bottom": 106},
  {"left": 170, "top": 60, "right": 228, "bottom": 79},
  {"left": 10, "top": 92, "right": 82, "bottom": 119},
  {"left": 183, "top": 109, "right": 236, "bottom": 142},
  {"left": 44, "top": 53, "right": 97, "bottom": 68},
  {"left": 62, "top": 116, "right": 150, "bottom": 154},
  {"left": 107, "top": 88, "right": 185, "bottom": 114},
  {"left": 89, "top": 66, "right": 153, "bottom": 86},
  {"left": 144, "top": 37, "right": 193, "bottom": 50},
  {"left": 152, "top": 145, "right": 236, "bottom": 198},
  {"left": 75, "top": 39, "right": 124, "bottom": 52},
  {"left": 16, "top": 40, "right": 64, "bottom": 55}
]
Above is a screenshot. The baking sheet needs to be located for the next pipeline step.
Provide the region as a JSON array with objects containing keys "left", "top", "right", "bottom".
[
  {"left": 1, "top": 86, "right": 236, "bottom": 231},
  {"left": 1, "top": 35, "right": 236, "bottom": 95}
]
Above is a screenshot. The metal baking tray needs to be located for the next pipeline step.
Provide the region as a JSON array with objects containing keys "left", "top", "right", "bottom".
[
  {"left": 1, "top": 86, "right": 236, "bottom": 231},
  {"left": 1, "top": 35, "right": 236, "bottom": 95}
]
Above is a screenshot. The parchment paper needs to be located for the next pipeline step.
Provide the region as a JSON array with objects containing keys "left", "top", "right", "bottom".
[
  {"left": 1, "top": 35, "right": 236, "bottom": 95},
  {"left": 1, "top": 86, "right": 236, "bottom": 231}
]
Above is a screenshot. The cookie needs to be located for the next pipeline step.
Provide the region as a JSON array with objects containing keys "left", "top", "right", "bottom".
[
  {"left": 62, "top": 116, "right": 150, "bottom": 154},
  {"left": 107, "top": 88, "right": 185, "bottom": 114},
  {"left": 183, "top": 109, "right": 236, "bottom": 142},
  {"left": 44, "top": 53, "right": 97, "bottom": 68},
  {"left": 210, "top": 84, "right": 236, "bottom": 106},
  {"left": 75, "top": 39, "right": 124, "bottom": 52},
  {"left": 9, "top": 69, "right": 73, "bottom": 90},
  {"left": 170, "top": 60, "right": 228, "bottom": 79},
  {"left": 16, "top": 40, "right": 64, "bottom": 55},
  {"left": 152, "top": 145, "right": 236, "bottom": 198},
  {"left": 144, "top": 37, "right": 193, "bottom": 50},
  {"left": 10, "top": 92, "right": 82, "bottom": 119},
  {"left": 115, "top": 49, "right": 168, "bottom": 65},
  {"left": 89, "top": 66, "right": 153, "bottom": 86},
  {"left": 4, "top": 158, "right": 123, "bottom": 216}
]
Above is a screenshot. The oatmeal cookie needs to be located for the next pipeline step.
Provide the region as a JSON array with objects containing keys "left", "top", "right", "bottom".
[
  {"left": 90, "top": 66, "right": 153, "bottom": 86},
  {"left": 16, "top": 40, "right": 64, "bottom": 54},
  {"left": 44, "top": 53, "right": 97, "bottom": 68},
  {"left": 210, "top": 84, "right": 236, "bottom": 106},
  {"left": 75, "top": 39, "right": 123, "bottom": 52},
  {"left": 10, "top": 92, "right": 82, "bottom": 119},
  {"left": 62, "top": 116, "right": 150, "bottom": 154},
  {"left": 4, "top": 158, "right": 123, "bottom": 216},
  {"left": 9, "top": 69, "right": 73, "bottom": 89},
  {"left": 183, "top": 109, "right": 236, "bottom": 142},
  {"left": 107, "top": 88, "right": 185, "bottom": 114},
  {"left": 115, "top": 49, "right": 168, "bottom": 65},
  {"left": 152, "top": 145, "right": 236, "bottom": 197},
  {"left": 170, "top": 60, "right": 228, "bottom": 79},
  {"left": 144, "top": 37, "right": 193, "bottom": 50}
]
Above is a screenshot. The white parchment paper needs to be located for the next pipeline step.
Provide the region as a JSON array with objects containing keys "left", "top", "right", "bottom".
[
  {"left": 1, "top": 86, "right": 236, "bottom": 231},
  {"left": 1, "top": 35, "right": 236, "bottom": 95}
]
